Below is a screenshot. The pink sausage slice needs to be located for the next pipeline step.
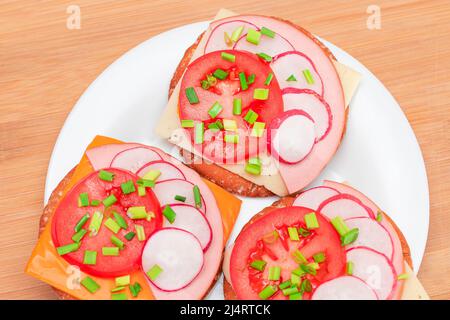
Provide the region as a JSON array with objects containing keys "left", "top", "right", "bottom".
[
  {"left": 293, "top": 186, "right": 340, "bottom": 210},
  {"left": 312, "top": 276, "right": 378, "bottom": 300},
  {"left": 204, "top": 20, "right": 258, "bottom": 54}
]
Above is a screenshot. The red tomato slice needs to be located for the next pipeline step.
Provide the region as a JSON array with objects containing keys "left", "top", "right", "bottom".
[
  {"left": 179, "top": 50, "right": 283, "bottom": 164},
  {"left": 51, "top": 168, "right": 162, "bottom": 277},
  {"left": 230, "top": 206, "right": 346, "bottom": 300}
]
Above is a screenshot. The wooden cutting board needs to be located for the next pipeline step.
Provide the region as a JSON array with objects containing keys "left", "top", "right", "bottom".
[{"left": 0, "top": 0, "right": 449, "bottom": 299}]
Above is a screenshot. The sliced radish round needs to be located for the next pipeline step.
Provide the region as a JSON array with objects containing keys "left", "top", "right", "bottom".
[
  {"left": 282, "top": 88, "right": 332, "bottom": 141},
  {"left": 293, "top": 186, "right": 340, "bottom": 210},
  {"left": 271, "top": 51, "right": 323, "bottom": 95},
  {"left": 312, "top": 276, "right": 378, "bottom": 300},
  {"left": 162, "top": 204, "right": 212, "bottom": 251},
  {"left": 142, "top": 228, "right": 204, "bottom": 292},
  {"left": 153, "top": 179, "right": 206, "bottom": 213},
  {"left": 233, "top": 32, "right": 294, "bottom": 57},
  {"left": 204, "top": 20, "right": 258, "bottom": 54},
  {"left": 318, "top": 194, "right": 375, "bottom": 220},
  {"left": 137, "top": 160, "right": 185, "bottom": 182},
  {"left": 345, "top": 217, "right": 394, "bottom": 260},
  {"left": 110, "top": 146, "right": 162, "bottom": 173},
  {"left": 346, "top": 247, "right": 397, "bottom": 300},
  {"left": 268, "top": 109, "right": 316, "bottom": 164}
]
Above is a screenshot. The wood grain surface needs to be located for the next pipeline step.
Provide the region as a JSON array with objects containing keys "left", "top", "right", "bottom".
[{"left": 0, "top": 0, "right": 449, "bottom": 299}]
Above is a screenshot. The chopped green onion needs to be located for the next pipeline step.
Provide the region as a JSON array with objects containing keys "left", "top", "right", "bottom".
[
  {"left": 243, "top": 109, "right": 259, "bottom": 124},
  {"left": 289, "top": 292, "right": 303, "bottom": 300},
  {"left": 302, "top": 69, "right": 315, "bottom": 84},
  {"left": 124, "top": 232, "right": 136, "bottom": 241},
  {"left": 231, "top": 26, "right": 244, "bottom": 42},
  {"left": 127, "top": 206, "right": 148, "bottom": 220},
  {"left": 398, "top": 273, "right": 409, "bottom": 280},
  {"left": 102, "top": 194, "right": 117, "bottom": 208},
  {"left": 286, "top": 74, "right": 297, "bottom": 82},
  {"left": 232, "top": 98, "right": 242, "bottom": 115},
  {"left": 246, "top": 29, "right": 261, "bottom": 45},
  {"left": 257, "top": 52, "right": 272, "bottom": 62},
  {"left": 221, "top": 52, "right": 235, "bottom": 62},
  {"left": 301, "top": 279, "right": 313, "bottom": 293},
  {"left": 56, "top": 242, "right": 80, "bottom": 256},
  {"left": 74, "top": 213, "right": 90, "bottom": 232},
  {"left": 224, "top": 31, "right": 232, "bottom": 47},
  {"left": 115, "top": 275, "right": 130, "bottom": 287},
  {"left": 224, "top": 134, "right": 239, "bottom": 144},
  {"left": 194, "top": 122, "right": 204, "bottom": 144},
  {"left": 248, "top": 156, "right": 262, "bottom": 166},
  {"left": 113, "top": 212, "right": 128, "bottom": 230},
  {"left": 120, "top": 180, "right": 135, "bottom": 195},
  {"left": 104, "top": 217, "right": 121, "bottom": 234},
  {"left": 137, "top": 186, "right": 146, "bottom": 196},
  {"left": 291, "top": 273, "right": 301, "bottom": 286},
  {"left": 292, "top": 250, "right": 307, "bottom": 264},
  {"left": 129, "top": 282, "right": 142, "bottom": 297},
  {"left": 346, "top": 261, "right": 354, "bottom": 275},
  {"left": 331, "top": 216, "right": 350, "bottom": 236},
  {"left": 268, "top": 266, "right": 281, "bottom": 281},
  {"left": 142, "top": 169, "right": 161, "bottom": 182},
  {"left": 341, "top": 228, "right": 359, "bottom": 246},
  {"left": 298, "top": 227, "right": 311, "bottom": 237},
  {"left": 185, "top": 87, "right": 199, "bottom": 104},
  {"left": 111, "top": 293, "right": 128, "bottom": 300},
  {"left": 83, "top": 250, "right": 97, "bottom": 265},
  {"left": 193, "top": 185, "right": 202, "bottom": 209},
  {"left": 258, "top": 285, "right": 277, "bottom": 300},
  {"left": 135, "top": 225, "right": 145, "bottom": 241},
  {"left": 90, "top": 199, "right": 101, "bottom": 206},
  {"left": 292, "top": 266, "right": 306, "bottom": 277},
  {"left": 261, "top": 26, "right": 275, "bottom": 38},
  {"left": 251, "top": 121, "right": 265, "bottom": 137},
  {"left": 72, "top": 229, "right": 87, "bottom": 243},
  {"left": 288, "top": 227, "right": 300, "bottom": 241},
  {"left": 111, "top": 286, "right": 125, "bottom": 292},
  {"left": 81, "top": 276, "right": 100, "bottom": 294},
  {"left": 88, "top": 211, "right": 103, "bottom": 236},
  {"left": 239, "top": 72, "right": 248, "bottom": 91},
  {"left": 206, "top": 74, "right": 217, "bottom": 86},
  {"left": 174, "top": 195, "right": 186, "bottom": 202},
  {"left": 181, "top": 119, "right": 195, "bottom": 128},
  {"left": 313, "top": 252, "right": 326, "bottom": 263},
  {"left": 213, "top": 68, "right": 228, "bottom": 80},
  {"left": 98, "top": 170, "right": 115, "bottom": 181},
  {"left": 111, "top": 235, "right": 125, "bottom": 249},
  {"left": 304, "top": 212, "right": 319, "bottom": 229},
  {"left": 223, "top": 119, "right": 237, "bottom": 132},
  {"left": 147, "top": 264, "right": 163, "bottom": 281},
  {"left": 376, "top": 211, "right": 383, "bottom": 222},
  {"left": 208, "top": 101, "right": 223, "bottom": 119},
  {"left": 264, "top": 73, "right": 274, "bottom": 85},
  {"left": 247, "top": 73, "right": 256, "bottom": 84},
  {"left": 300, "top": 264, "right": 317, "bottom": 275},
  {"left": 307, "top": 262, "right": 320, "bottom": 270},
  {"left": 208, "top": 121, "right": 222, "bottom": 132},
  {"left": 245, "top": 159, "right": 261, "bottom": 176},
  {"left": 163, "top": 205, "right": 176, "bottom": 223},
  {"left": 282, "top": 286, "right": 299, "bottom": 296},
  {"left": 78, "top": 192, "right": 89, "bottom": 207},
  {"left": 250, "top": 260, "right": 267, "bottom": 271},
  {"left": 102, "top": 247, "right": 119, "bottom": 256},
  {"left": 253, "top": 88, "right": 269, "bottom": 100},
  {"left": 279, "top": 280, "right": 292, "bottom": 290}
]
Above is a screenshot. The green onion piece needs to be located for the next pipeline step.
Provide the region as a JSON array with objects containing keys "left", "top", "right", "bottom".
[
  {"left": 376, "top": 211, "right": 383, "bottom": 222},
  {"left": 298, "top": 227, "right": 311, "bottom": 237},
  {"left": 261, "top": 26, "right": 275, "bottom": 38},
  {"left": 258, "top": 285, "right": 277, "bottom": 300},
  {"left": 162, "top": 205, "right": 176, "bottom": 223},
  {"left": 129, "top": 282, "right": 142, "bottom": 297},
  {"left": 288, "top": 227, "right": 300, "bottom": 241},
  {"left": 111, "top": 293, "right": 128, "bottom": 300},
  {"left": 81, "top": 276, "right": 100, "bottom": 294},
  {"left": 224, "top": 134, "right": 239, "bottom": 144},
  {"left": 88, "top": 211, "right": 103, "bottom": 236},
  {"left": 245, "top": 161, "right": 261, "bottom": 176},
  {"left": 120, "top": 180, "right": 136, "bottom": 195},
  {"left": 239, "top": 72, "right": 248, "bottom": 91},
  {"left": 194, "top": 122, "right": 204, "bottom": 144},
  {"left": 251, "top": 121, "right": 266, "bottom": 138},
  {"left": 264, "top": 73, "right": 274, "bottom": 85},
  {"left": 104, "top": 217, "right": 121, "bottom": 234},
  {"left": 72, "top": 229, "right": 87, "bottom": 243},
  {"left": 346, "top": 261, "right": 354, "bottom": 275},
  {"left": 224, "top": 31, "right": 232, "bottom": 46},
  {"left": 74, "top": 213, "right": 90, "bottom": 232},
  {"left": 127, "top": 206, "right": 148, "bottom": 220},
  {"left": 247, "top": 73, "right": 256, "bottom": 84},
  {"left": 231, "top": 26, "right": 244, "bottom": 42},
  {"left": 254, "top": 88, "right": 269, "bottom": 100},
  {"left": 111, "top": 286, "right": 125, "bottom": 293},
  {"left": 301, "top": 279, "right": 313, "bottom": 293},
  {"left": 292, "top": 266, "right": 306, "bottom": 277},
  {"left": 142, "top": 169, "right": 161, "bottom": 182},
  {"left": 268, "top": 266, "right": 281, "bottom": 281},
  {"left": 137, "top": 186, "right": 146, "bottom": 196},
  {"left": 300, "top": 264, "right": 317, "bottom": 276},
  {"left": 397, "top": 273, "right": 409, "bottom": 280},
  {"left": 207, "top": 74, "right": 217, "bottom": 86},
  {"left": 147, "top": 264, "right": 163, "bottom": 281},
  {"left": 113, "top": 212, "right": 128, "bottom": 230},
  {"left": 223, "top": 119, "right": 237, "bottom": 132},
  {"left": 289, "top": 292, "right": 303, "bottom": 300},
  {"left": 331, "top": 216, "right": 350, "bottom": 236},
  {"left": 98, "top": 170, "right": 115, "bottom": 182},
  {"left": 246, "top": 29, "right": 261, "bottom": 45},
  {"left": 313, "top": 252, "right": 326, "bottom": 263},
  {"left": 221, "top": 52, "right": 236, "bottom": 62},
  {"left": 208, "top": 101, "right": 223, "bottom": 119},
  {"left": 111, "top": 235, "right": 125, "bottom": 249},
  {"left": 78, "top": 192, "right": 89, "bottom": 207},
  {"left": 136, "top": 178, "right": 155, "bottom": 189},
  {"left": 90, "top": 199, "right": 101, "bottom": 206},
  {"left": 135, "top": 225, "right": 145, "bottom": 241},
  {"left": 248, "top": 156, "right": 261, "bottom": 166},
  {"left": 286, "top": 74, "right": 297, "bottom": 82},
  {"left": 292, "top": 250, "right": 307, "bottom": 264},
  {"left": 181, "top": 119, "right": 195, "bottom": 128},
  {"left": 174, "top": 195, "right": 186, "bottom": 202},
  {"left": 193, "top": 185, "right": 202, "bottom": 209},
  {"left": 185, "top": 87, "right": 199, "bottom": 104},
  {"left": 83, "top": 250, "right": 97, "bottom": 265},
  {"left": 102, "top": 247, "right": 119, "bottom": 256},
  {"left": 56, "top": 242, "right": 80, "bottom": 256},
  {"left": 115, "top": 275, "right": 130, "bottom": 287},
  {"left": 302, "top": 69, "right": 315, "bottom": 84},
  {"left": 213, "top": 68, "right": 228, "bottom": 80},
  {"left": 282, "top": 286, "right": 299, "bottom": 296},
  {"left": 291, "top": 273, "right": 301, "bottom": 286},
  {"left": 307, "top": 262, "right": 320, "bottom": 270},
  {"left": 102, "top": 194, "right": 117, "bottom": 208},
  {"left": 232, "top": 98, "right": 242, "bottom": 115},
  {"left": 341, "top": 228, "right": 359, "bottom": 246},
  {"left": 304, "top": 212, "right": 319, "bottom": 229},
  {"left": 257, "top": 52, "right": 272, "bottom": 62},
  {"left": 250, "top": 260, "right": 266, "bottom": 271},
  {"left": 124, "top": 232, "right": 136, "bottom": 241},
  {"left": 279, "top": 280, "right": 292, "bottom": 290},
  {"left": 207, "top": 121, "right": 222, "bottom": 132},
  {"left": 243, "top": 109, "right": 259, "bottom": 124}
]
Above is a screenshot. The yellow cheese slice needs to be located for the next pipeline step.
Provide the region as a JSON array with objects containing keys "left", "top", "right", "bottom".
[{"left": 401, "top": 263, "right": 430, "bottom": 300}]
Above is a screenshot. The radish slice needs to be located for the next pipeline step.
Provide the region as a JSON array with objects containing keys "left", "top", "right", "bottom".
[
  {"left": 162, "top": 204, "right": 212, "bottom": 251},
  {"left": 282, "top": 88, "right": 332, "bottom": 141},
  {"left": 142, "top": 228, "right": 204, "bottom": 292},
  {"left": 86, "top": 143, "right": 140, "bottom": 170},
  {"left": 293, "top": 186, "right": 340, "bottom": 210},
  {"left": 346, "top": 247, "right": 397, "bottom": 300},
  {"left": 318, "top": 194, "right": 375, "bottom": 220},
  {"left": 268, "top": 109, "right": 316, "bottom": 164},
  {"left": 204, "top": 20, "right": 258, "bottom": 54},
  {"left": 153, "top": 179, "right": 206, "bottom": 213},
  {"left": 110, "top": 146, "right": 162, "bottom": 173},
  {"left": 137, "top": 160, "right": 186, "bottom": 182},
  {"left": 345, "top": 217, "right": 394, "bottom": 260},
  {"left": 233, "top": 32, "right": 294, "bottom": 57},
  {"left": 271, "top": 51, "right": 323, "bottom": 95},
  {"left": 312, "top": 276, "right": 378, "bottom": 300}
]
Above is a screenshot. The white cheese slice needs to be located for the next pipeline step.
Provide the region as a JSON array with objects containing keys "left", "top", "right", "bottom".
[{"left": 401, "top": 263, "right": 430, "bottom": 300}]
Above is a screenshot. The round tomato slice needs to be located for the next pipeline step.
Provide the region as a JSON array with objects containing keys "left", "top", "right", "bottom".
[
  {"left": 179, "top": 50, "right": 283, "bottom": 164},
  {"left": 51, "top": 168, "right": 162, "bottom": 277},
  {"left": 230, "top": 206, "right": 346, "bottom": 300}
]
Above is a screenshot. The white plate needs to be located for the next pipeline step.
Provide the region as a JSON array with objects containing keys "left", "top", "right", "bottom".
[{"left": 45, "top": 21, "right": 429, "bottom": 299}]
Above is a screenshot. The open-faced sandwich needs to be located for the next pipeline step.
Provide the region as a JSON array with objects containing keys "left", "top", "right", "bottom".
[
  {"left": 26, "top": 136, "right": 241, "bottom": 300},
  {"left": 156, "top": 9, "right": 361, "bottom": 197},
  {"left": 222, "top": 181, "right": 429, "bottom": 300}
]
